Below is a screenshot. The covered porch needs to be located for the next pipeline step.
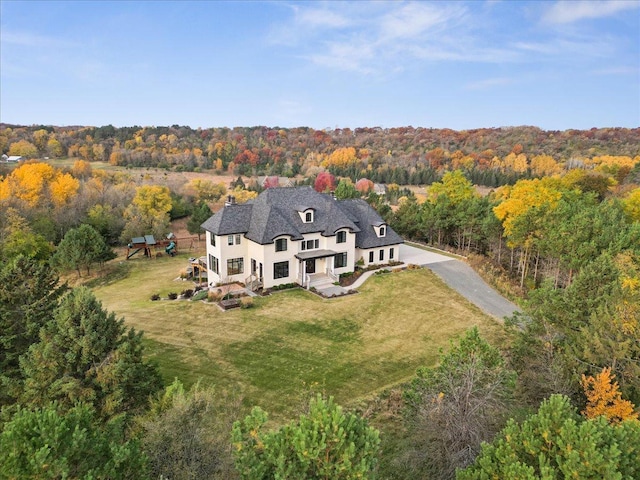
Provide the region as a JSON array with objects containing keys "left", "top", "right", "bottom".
[{"left": 295, "top": 249, "right": 339, "bottom": 289}]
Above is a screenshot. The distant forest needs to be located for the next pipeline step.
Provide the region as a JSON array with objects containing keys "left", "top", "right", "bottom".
[{"left": 2, "top": 124, "right": 639, "bottom": 187}]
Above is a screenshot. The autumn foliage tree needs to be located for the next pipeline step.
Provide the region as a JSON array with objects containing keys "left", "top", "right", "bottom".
[
  {"left": 314, "top": 171, "right": 336, "bottom": 192},
  {"left": 582, "top": 367, "right": 638, "bottom": 424},
  {"left": 121, "top": 185, "right": 172, "bottom": 241}
]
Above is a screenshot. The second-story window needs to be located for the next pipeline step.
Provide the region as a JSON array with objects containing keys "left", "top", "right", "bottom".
[
  {"left": 306, "top": 211, "right": 313, "bottom": 222},
  {"left": 301, "top": 239, "right": 319, "bottom": 251},
  {"left": 336, "top": 231, "right": 346, "bottom": 243},
  {"left": 275, "top": 238, "right": 287, "bottom": 252}
]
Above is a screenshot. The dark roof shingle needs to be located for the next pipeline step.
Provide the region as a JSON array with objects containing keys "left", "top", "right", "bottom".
[{"left": 202, "top": 187, "right": 402, "bottom": 248}]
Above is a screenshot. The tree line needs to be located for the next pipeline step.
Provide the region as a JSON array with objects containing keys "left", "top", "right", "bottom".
[{"left": 2, "top": 123, "right": 639, "bottom": 187}]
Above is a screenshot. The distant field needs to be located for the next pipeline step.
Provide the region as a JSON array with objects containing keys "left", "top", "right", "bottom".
[{"left": 92, "top": 251, "right": 504, "bottom": 420}]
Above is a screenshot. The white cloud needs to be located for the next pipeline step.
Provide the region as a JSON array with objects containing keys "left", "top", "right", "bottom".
[
  {"left": 543, "top": 0, "right": 639, "bottom": 24},
  {"left": 465, "top": 77, "right": 513, "bottom": 90},
  {"left": 267, "top": 1, "right": 634, "bottom": 76},
  {"left": 1, "top": 31, "right": 78, "bottom": 48},
  {"left": 379, "top": 2, "right": 465, "bottom": 40},
  {"left": 592, "top": 66, "right": 639, "bottom": 75},
  {"left": 296, "top": 7, "right": 351, "bottom": 29}
]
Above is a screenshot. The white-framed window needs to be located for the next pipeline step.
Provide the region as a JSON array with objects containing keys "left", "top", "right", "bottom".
[
  {"left": 228, "top": 234, "right": 242, "bottom": 245},
  {"left": 379, "top": 249, "right": 384, "bottom": 261},
  {"left": 301, "top": 239, "right": 319, "bottom": 251},
  {"left": 210, "top": 234, "right": 216, "bottom": 247},
  {"left": 379, "top": 226, "right": 385, "bottom": 237},
  {"left": 369, "top": 251, "right": 374, "bottom": 263},
  {"left": 275, "top": 238, "right": 287, "bottom": 252},
  {"left": 305, "top": 211, "right": 313, "bottom": 222},
  {"left": 336, "top": 231, "right": 346, "bottom": 243},
  {"left": 227, "top": 257, "right": 244, "bottom": 275},
  {"left": 334, "top": 252, "right": 347, "bottom": 268},
  {"left": 228, "top": 235, "right": 234, "bottom": 245},
  {"left": 209, "top": 254, "right": 219, "bottom": 274},
  {"left": 274, "top": 261, "right": 289, "bottom": 279}
]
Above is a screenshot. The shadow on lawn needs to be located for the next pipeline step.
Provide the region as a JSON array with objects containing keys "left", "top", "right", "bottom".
[{"left": 84, "top": 262, "right": 132, "bottom": 289}]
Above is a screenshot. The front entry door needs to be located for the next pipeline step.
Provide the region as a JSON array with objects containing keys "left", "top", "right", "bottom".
[{"left": 305, "top": 259, "right": 316, "bottom": 274}]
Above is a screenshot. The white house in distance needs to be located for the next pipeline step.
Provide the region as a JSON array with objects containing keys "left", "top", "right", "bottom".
[{"left": 201, "top": 186, "right": 403, "bottom": 290}]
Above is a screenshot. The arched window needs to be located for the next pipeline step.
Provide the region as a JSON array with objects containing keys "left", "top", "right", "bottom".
[{"left": 306, "top": 211, "right": 313, "bottom": 222}]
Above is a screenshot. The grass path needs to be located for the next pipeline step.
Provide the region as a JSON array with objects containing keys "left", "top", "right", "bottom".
[{"left": 92, "top": 253, "right": 504, "bottom": 419}]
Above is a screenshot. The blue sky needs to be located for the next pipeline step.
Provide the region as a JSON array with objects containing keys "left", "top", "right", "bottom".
[{"left": 1, "top": 0, "right": 638, "bottom": 130}]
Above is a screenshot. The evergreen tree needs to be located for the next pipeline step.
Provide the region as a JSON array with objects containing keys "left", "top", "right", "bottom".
[
  {"left": 457, "top": 395, "right": 640, "bottom": 480},
  {"left": 0, "top": 256, "right": 66, "bottom": 406},
  {"left": 52, "top": 224, "right": 115, "bottom": 277},
  {"left": 187, "top": 201, "right": 213, "bottom": 240},
  {"left": 335, "top": 178, "right": 360, "bottom": 199},
  {"left": 1, "top": 402, "right": 148, "bottom": 479},
  {"left": 232, "top": 394, "right": 380, "bottom": 479},
  {"left": 20, "top": 287, "right": 162, "bottom": 420}
]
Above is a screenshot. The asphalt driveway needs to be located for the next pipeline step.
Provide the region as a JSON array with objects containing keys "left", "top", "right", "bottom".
[{"left": 400, "top": 244, "right": 520, "bottom": 321}]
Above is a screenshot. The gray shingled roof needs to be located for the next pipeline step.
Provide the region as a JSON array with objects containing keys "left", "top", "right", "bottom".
[
  {"left": 337, "top": 198, "right": 404, "bottom": 248},
  {"left": 201, "top": 187, "right": 403, "bottom": 248}
]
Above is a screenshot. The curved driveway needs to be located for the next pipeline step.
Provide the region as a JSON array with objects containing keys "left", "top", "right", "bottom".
[{"left": 400, "top": 244, "right": 520, "bottom": 321}]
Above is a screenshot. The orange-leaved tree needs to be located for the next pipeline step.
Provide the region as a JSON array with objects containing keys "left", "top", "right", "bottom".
[{"left": 581, "top": 367, "right": 638, "bottom": 424}]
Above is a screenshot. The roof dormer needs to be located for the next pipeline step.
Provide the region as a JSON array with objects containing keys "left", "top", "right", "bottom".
[
  {"left": 297, "top": 206, "right": 315, "bottom": 224},
  {"left": 373, "top": 222, "right": 386, "bottom": 238}
]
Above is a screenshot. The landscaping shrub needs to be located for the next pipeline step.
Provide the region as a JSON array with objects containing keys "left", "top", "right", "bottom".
[
  {"left": 167, "top": 292, "right": 178, "bottom": 300},
  {"left": 191, "top": 290, "right": 208, "bottom": 301},
  {"left": 181, "top": 289, "right": 194, "bottom": 299},
  {"left": 208, "top": 291, "right": 221, "bottom": 302},
  {"left": 150, "top": 293, "right": 160, "bottom": 301},
  {"left": 240, "top": 297, "right": 254, "bottom": 309}
]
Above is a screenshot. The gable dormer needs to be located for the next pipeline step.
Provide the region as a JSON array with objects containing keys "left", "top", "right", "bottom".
[
  {"left": 297, "top": 206, "right": 315, "bottom": 224},
  {"left": 373, "top": 222, "right": 386, "bottom": 238}
]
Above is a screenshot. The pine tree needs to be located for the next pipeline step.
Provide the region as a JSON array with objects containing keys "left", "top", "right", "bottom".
[
  {"left": 232, "top": 394, "right": 380, "bottom": 479},
  {"left": 0, "top": 256, "right": 67, "bottom": 406},
  {"left": 1, "top": 402, "right": 148, "bottom": 479},
  {"left": 20, "top": 287, "right": 162, "bottom": 420}
]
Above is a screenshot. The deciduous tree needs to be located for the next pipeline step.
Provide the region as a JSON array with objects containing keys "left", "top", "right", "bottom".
[
  {"left": 582, "top": 367, "right": 638, "bottom": 424},
  {"left": 141, "top": 380, "right": 240, "bottom": 480},
  {"left": 314, "top": 171, "right": 336, "bottom": 193},
  {"left": 404, "top": 328, "right": 515, "bottom": 479}
]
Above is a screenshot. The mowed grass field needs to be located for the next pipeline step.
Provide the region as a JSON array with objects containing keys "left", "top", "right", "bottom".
[{"left": 92, "top": 251, "right": 504, "bottom": 420}]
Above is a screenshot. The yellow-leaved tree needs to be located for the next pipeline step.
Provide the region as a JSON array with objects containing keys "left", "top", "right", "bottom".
[
  {"left": 581, "top": 367, "right": 638, "bottom": 424},
  {"left": 622, "top": 187, "right": 640, "bottom": 222},
  {"left": 322, "top": 147, "right": 358, "bottom": 169},
  {"left": 50, "top": 173, "right": 80, "bottom": 207},
  {"left": 121, "top": 185, "right": 173, "bottom": 241},
  {"left": 0, "top": 162, "right": 76, "bottom": 208}
]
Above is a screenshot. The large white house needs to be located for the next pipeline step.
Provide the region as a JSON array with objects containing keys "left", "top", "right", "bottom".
[{"left": 201, "top": 186, "right": 403, "bottom": 290}]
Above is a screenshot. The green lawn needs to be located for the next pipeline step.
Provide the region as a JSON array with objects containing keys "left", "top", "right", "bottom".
[{"left": 92, "top": 253, "right": 504, "bottom": 420}]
